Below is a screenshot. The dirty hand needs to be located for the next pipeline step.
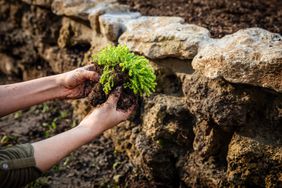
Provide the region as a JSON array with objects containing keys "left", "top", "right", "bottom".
[
  {"left": 57, "top": 65, "right": 100, "bottom": 99},
  {"left": 79, "top": 87, "right": 135, "bottom": 135}
]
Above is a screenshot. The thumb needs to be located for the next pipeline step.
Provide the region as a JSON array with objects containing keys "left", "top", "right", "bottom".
[
  {"left": 82, "top": 70, "right": 100, "bottom": 82},
  {"left": 106, "top": 87, "right": 122, "bottom": 106}
]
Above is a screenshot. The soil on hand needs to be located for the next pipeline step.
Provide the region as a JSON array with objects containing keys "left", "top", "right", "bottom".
[
  {"left": 88, "top": 63, "right": 137, "bottom": 111},
  {"left": 118, "top": 0, "right": 282, "bottom": 38}
]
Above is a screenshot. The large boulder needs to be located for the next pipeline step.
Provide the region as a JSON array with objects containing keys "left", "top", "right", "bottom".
[
  {"left": 119, "top": 16, "right": 210, "bottom": 59},
  {"left": 192, "top": 28, "right": 282, "bottom": 93}
]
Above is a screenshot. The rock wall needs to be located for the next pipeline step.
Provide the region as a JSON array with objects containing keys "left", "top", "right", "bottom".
[{"left": 0, "top": 0, "right": 281, "bottom": 187}]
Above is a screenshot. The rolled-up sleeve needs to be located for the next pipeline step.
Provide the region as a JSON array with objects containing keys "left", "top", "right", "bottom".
[{"left": 0, "top": 144, "right": 42, "bottom": 188}]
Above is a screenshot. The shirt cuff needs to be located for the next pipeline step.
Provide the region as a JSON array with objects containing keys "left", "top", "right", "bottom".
[{"left": 0, "top": 143, "right": 42, "bottom": 187}]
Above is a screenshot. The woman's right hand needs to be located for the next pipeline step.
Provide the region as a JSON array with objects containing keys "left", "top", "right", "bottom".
[{"left": 78, "top": 87, "right": 135, "bottom": 137}]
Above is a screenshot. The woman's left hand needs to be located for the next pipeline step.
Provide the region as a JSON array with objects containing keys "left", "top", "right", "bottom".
[{"left": 57, "top": 65, "right": 100, "bottom": 99}]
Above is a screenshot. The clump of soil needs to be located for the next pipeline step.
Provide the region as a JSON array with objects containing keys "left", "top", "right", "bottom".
[{"left": 88, "top": 63, "right": 137, "bottom": 111}]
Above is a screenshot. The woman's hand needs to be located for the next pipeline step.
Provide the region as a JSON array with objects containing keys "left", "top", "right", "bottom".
[
  {"left": 79, "top": 87, "right": 135, "bottom": 136},
  {"left": 32, "top": 87, "right": 135, "bottom": 172},
  {"left": 57, "top": 65, "right": 100, "bottom": 99}
]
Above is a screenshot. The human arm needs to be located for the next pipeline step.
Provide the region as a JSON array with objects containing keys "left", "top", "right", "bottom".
[
  {"left": 0, "top": 65, "right": 99, "bottom": 117},
  {"left": 32, "top": 87, "right": 134, "bottom": 172},
  {"left": 0, "top": 88, "right": 135, "bottom": 186}
]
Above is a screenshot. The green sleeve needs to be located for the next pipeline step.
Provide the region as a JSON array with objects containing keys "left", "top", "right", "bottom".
[{"left": 0, "top": 143, "right": 42, "bottom": 188}]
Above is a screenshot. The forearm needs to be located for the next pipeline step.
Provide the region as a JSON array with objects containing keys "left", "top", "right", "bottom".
[
  {"left": 0, "top": 75, "right": 68, "bottom": 117},
  {"left": 32, "top": 124, "right": 103, "bottom": 172}
]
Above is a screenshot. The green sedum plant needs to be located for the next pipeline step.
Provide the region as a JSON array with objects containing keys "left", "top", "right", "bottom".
[{"left": 92, "top": 45, "right": 156, "bottom": 96}]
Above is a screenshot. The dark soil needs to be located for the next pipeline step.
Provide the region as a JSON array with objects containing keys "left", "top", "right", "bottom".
[
  {"left": 118, "top": 0, "right": 282, "bottom": 38},
  {"left": 88, "top": 63, "right": 137, "bottom": 111}
]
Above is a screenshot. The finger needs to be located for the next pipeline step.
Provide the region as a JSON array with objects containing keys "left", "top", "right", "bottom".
[
  {"left": 83, "top": 83, "right": 93, "bottom": 96},
  {"left": 106, "top": 86, "right": 122, "bottom": 105},
  {"left": 123, "top": 103, "right": 136, "bottom": 117},
  {"left": 116, "top": 102, "right": 136, "bottom": 120},
  {"left": 83, "top": 64, "right": 95, "bottom": 71},
  {"left": 82, "top": 70, "right": 100, "bottom": 82}
]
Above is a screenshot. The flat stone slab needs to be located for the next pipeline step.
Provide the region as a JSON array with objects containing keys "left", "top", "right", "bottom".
[
  {"left": 99, "top": 12, "right": 141, "bottom": 41},
  {"left": 22, "top": 0, "right": 53, "bottom": 7},
  {"left": 192, "top": 28, "right": 282, "bottom": 93},
  {"left": 51, "top": 0, "right": 117, "bottom": 20},
  {"left": 119, "top": 16, "right": 210, "bottom": 60}
]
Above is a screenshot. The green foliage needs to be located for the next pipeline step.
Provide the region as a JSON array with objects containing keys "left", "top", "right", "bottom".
[{"left": 92, "top": 45, "right": 156, "bottom": 96}]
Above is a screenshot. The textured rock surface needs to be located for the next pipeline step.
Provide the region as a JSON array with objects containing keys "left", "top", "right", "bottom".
[
  {"left": 22, "top": 0, "right": 53, "bottom": 7},
  {"left": 99, "top": 12, "right": 141, "bottom": 41},
  {"left": 182, "top": 73, "right": 282, "bottom": 187},
  {"left": 193, "top": 28, "right": 282, "bottom": 93},
  {"left": 106, "top": 95, "right": 195, "bottom": 187},
  {"left": 0, "top": 53, "right": 17, "bottom": 75},
  {"left": 227, "top": 131, "right": 282, "bottom": 187},
  {"left": 51, "top": 0, "right": 106, "bottom": 20},
  {"left": 88, "top": 3, "right": 130, "bottom": 33},
  {"left": 57, "top": 17, "right": 92, "bottom": 48},
  {"left": 119, "top": 16, "right": 210, "bottom": 59}
]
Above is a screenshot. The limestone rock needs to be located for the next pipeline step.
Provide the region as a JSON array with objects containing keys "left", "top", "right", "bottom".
[
  {"left": 51, "top": 0, "right": 117, "bottom": 20},
  {"left": 58, "top": 17, "right": 92, "bottom": 48},
  {"left": 99, "top": 12, "right": 141, "bottom": 41},
  {"left": 88, "top": 3, "right": 130, "bottom": 33},
  {"left": 181, "top": 152, "right": 227, "bottom": 187},
  {"left": 150, "top": 61, "right": 182, "bottom": 95},
  {"left": 106, "top": 95, "right": 195, "bottom": 186},
  {"left": 142, "top": 95, "right": 194, "bottom": 148},
  {"left": 119, "top": 16, "right": 210, "bottom": 59},
  {"left": 40, "top": 46, "right": 84, "bottom": 73},
  {"left": 0, "top": 53, "right": 18, "bottom": 75},
  {"left": 183, "top": 72, "right": 282, "bottom": 187},
  {"left": 21, "top": 0, "right": 53, "bottom": 7},
  {"left": 192, "top": 28, "right": 282, "bottom": 93},
  {"left": 184, "top": 73, "right": 260, "bottom": 131},
  {"left": 227, "top": 129, "right": 282, "bottom": 187}
]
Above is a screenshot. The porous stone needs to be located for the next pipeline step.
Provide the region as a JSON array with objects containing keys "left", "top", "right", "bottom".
[
  {"left": 21, "top": 0, "right": 53, "bottom": 7},
  {"left": 99, "top": 12, "right": 141, "bottom": 41},
  {"left": 106, "top": 94, "right": 195, "bottom": 186},
  {"left": 40, "top": 46, "right": 84, "bottom": 73},
  {"left": 0, "top": 53, "right": 18, "bottom": 75},
  {"left": 58, "top": 17, "right": 92, "bottom": 48},
  {"left": 51, "top": 0, "right": 117, "bottom": 20},
  {"left": 119, "top": 16, "right": 210, "bottom": 59},
  {"left": 142, "top": 95, "right": 194, "bottom": 148},
  {"left": 183, "top": 72, "right": 282, "bottom": 187},
  {"left": 181, "top": 152, "right": 227, "bottom": 187},
  {"left": 227, "top": 129, "right": 282, "bottom": 187},
  {"left": 192, "top": 28, "right": 282, "bottom": 93},
  {"left": 88, "top": 3, "right": 130, "bottom": 33}
]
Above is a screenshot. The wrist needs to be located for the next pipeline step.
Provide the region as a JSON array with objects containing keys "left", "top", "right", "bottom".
[
  {"left": 53, "top": 74, "right": 71, "bottom": 99},
  {"left": 75, "top": 125, "right": 101, "bottom": 141},
  {"left": 77, "top": 120, "right": 106, "bottom": 139}
]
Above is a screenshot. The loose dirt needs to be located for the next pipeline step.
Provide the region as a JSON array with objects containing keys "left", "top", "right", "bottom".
[{"left": 118, "top": 0, "right": 282, "bottom": 38}]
